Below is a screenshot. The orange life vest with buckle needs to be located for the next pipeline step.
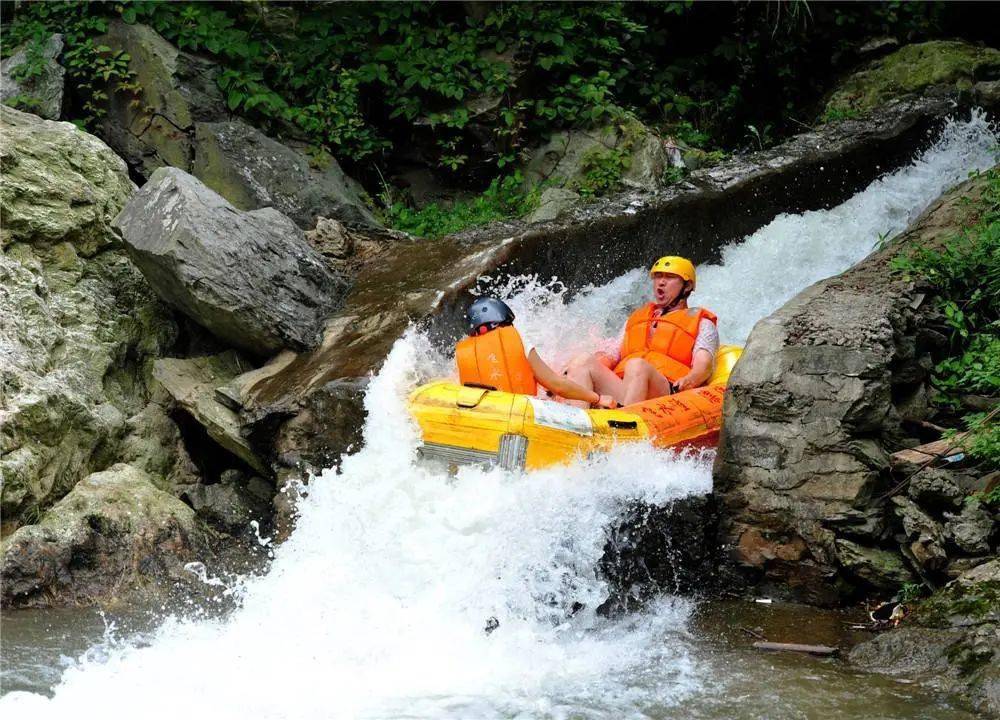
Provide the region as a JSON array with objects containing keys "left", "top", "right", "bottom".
[
  {"left": 614, "top": 304, "right": 718, "bottom": 382},
  {"left": 456, "top": 325, "right": 537, "bottom": 395}
]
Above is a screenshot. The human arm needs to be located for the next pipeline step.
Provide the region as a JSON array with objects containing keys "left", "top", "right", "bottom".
[
  {"left": 674, "top": 349, "right": 713, "bottom": 391},
  {"left": 674, "top": 319, "right": 719, "bottom": 391},
  {"left": 528, "top": 349, "right": 617, "bottom": 407}
]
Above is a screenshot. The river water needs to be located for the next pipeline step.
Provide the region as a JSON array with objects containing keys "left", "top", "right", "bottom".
[{"left": 2, "top": 113, "right": 997, "bottom": 719}]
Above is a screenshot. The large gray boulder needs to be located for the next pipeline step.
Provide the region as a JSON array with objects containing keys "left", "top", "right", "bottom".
[
  {"left": 714, "top": 172, "right": 993, "bottom": 603},
  {"left": 522, "top": 117, "right": 668, "bottom": 195},
  {"left": 114, "top": 167, "right": 350, "bottom": 356},
  {"left": 98, "top": 20, "right": 225, "bottom": 177},
  {"left": 0, "top": 34, "right": 65, "bottom": 120},
  {"left": 192, "top": 120, "right": 380, "bottom": 230},
  {"left": 0, "top": 107, "right": 182, "bottom": 521},
  {"left": 0, "top": 464, "right": 217, "bottom": 608}
]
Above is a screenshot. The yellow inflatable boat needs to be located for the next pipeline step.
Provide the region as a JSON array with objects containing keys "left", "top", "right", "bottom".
[{"left": 409, "top": 345, "right": 742, "bottom": 471}]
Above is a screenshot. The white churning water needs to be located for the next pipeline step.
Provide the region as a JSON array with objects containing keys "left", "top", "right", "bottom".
[{"left": 3, "top": 113, "right": 996, "bottom": 720}]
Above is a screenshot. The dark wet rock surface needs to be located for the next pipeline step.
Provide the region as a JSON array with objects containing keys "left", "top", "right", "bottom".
[
  {"left": 598, "top": 495, "right": 719, "bottom": 614},
  {"left": 115, "top": 167, "right": 350, "bottom": 357}
]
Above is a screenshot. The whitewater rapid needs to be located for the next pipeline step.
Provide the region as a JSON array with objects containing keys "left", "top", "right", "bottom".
[{"left": 2, "top": 113, "right": 996, "bottom": 719}]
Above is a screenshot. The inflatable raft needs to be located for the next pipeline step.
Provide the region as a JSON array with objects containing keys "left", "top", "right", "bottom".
[{"left": 409, "top": 345, "right": 742, "bottom": 471}]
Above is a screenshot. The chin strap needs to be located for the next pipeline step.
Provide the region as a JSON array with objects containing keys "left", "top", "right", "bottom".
[{"left": 663, "top": 282, "right": 693, "bottom": 312}]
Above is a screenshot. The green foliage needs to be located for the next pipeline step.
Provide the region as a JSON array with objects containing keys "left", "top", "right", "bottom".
[
  {"left": 933, "top": 333, "right": 1000, "bottom": 398},
  {"left": 898, "top": 582, "right": 925, "bottom": 603},
  {"left": 977, "top": 482, "right": 1000, "bottom": 506},
  {"left": 891, "top": 167, "right": 1000, "bottom": 347},
  {"left": 1, "top": 0, "right": 960, "bottom": 170},
  {"left": 383, "top": 173, "right": 540, "bottom": 239},
  {"left": 953, "top": 411, "right": 1000, "bottom": 470},
  {"left": 820, "top": 106, "right": 862, "bottom": 124},
  {"left": 894, "top": 167, "right": 1000, "bottom": 470},
  {"left": 3, "top": 2, "right": 135, "bottom": 127},
  {"left": 662, "top": 166, "right": 688, "bottom": 186},
  {"left": 573, "top": 146, "right": 631, "bottom": 199}
]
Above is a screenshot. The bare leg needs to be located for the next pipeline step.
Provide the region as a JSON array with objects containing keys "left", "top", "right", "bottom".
[
  {"left": 621, "top": 358, "right": 674, "bottom": 406},
  {"left": 564, "top": 353, "right": 625, "bottom": 408}
]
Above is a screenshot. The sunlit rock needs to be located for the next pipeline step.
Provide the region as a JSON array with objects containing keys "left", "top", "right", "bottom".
[{"left": 115, "top": 167, "right": 350, "bottom": 356}]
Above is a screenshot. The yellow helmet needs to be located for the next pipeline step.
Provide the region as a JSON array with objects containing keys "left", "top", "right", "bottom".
[{"left": 649, "top": 255, "right": 696, "bottom": 288}]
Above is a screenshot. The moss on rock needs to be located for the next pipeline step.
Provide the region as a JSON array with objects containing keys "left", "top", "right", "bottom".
[{"left": 824, "top": 41, "right": 1000, "bottom": 117}]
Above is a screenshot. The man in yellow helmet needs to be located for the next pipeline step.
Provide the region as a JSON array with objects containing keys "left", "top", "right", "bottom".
[{"left": 563, "top": 256, "right": 719, "bottom": 407}]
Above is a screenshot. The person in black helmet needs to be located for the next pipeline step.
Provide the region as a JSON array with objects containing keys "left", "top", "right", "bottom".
[{"left": 456, "top": 297, "right": 618, "bottom": 408}]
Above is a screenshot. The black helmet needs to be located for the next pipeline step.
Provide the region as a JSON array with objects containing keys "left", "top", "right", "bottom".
[{"left": 466, "top": 297, "right": 515, "bottom": 335}]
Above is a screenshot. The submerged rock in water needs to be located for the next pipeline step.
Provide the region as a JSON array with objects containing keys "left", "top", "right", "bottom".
[
  {"left": 0, "top": 107, "right": 181, "bottom": 521},
  {"left": 849, "top": 559, "right": 1000, "bottom": 716},
  {"left": 0, "top": 464, "right": 217, "bottom": 609},
  {"left": 115, "top": 167, "right": 351, "bottom": 357},
  {"left": 0, "top": 34, "right": 65, "bottom": 120},
  {"left": 192, "top": 120, "right": 380, "bottom": 230},
  {"left": 597, "top": 495, "right": 719, "bottom": 615}
]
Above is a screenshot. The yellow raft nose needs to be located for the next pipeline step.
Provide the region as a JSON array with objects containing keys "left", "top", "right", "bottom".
[{"left": 408, "top": 345, "right": 742, "bottom": 471}]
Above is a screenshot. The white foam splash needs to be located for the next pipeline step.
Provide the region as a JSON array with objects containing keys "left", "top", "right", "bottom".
[{"left": 3, "top": 113, "right": 995, "bottom": 719}]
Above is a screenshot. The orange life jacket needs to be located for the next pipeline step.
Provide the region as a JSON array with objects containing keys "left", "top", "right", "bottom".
[
  {"left": 614, "top": 304, "right": 717, "bottom": 382},
  {"left": 456, "top": 325, "right": 537, "bottom": 395}
]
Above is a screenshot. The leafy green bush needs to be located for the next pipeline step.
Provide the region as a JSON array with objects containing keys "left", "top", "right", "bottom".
[
  {"left": 893, "top": 166, "right": 1000, "bottom": 469},
  {"left": 933, "top": 333, "right": 1000, "bottom": 397},
  {"left": 573, "top": 146, "right": 631, "bottom": 199},
  {"left": 2, "top": 2, "right": 136, "bottom": 127},
  {"left": 383, "top": 173, "right": 541, "bottom": 238},
  {"left": 959, "top": 412, "right": 1000, "bottom": 469},
  {"left": 2, "top": 0, "right": 962, "bottom": 172}
]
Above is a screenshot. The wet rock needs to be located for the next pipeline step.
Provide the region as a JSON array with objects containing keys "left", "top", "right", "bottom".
[
  {"left": 301, "top": 216, "right": 378, "bottom": 277},
  {"left": 152, "top": 352, "right": 268, "bottom": 475},
  {"left": 115, "top": 167, "right": 350, "bottom": 356},
  {"left": 0, "top": 464, "right": 216, "bottom": 609},
  {"left": 0, "top": 107, "right": 179, "bottom": 521},
  {"left": 180, "top": 470, "right": 273, "bottom": 536},
  {"left": 824, "top": 40, "right": 1000, "bottom": 118},
  {"left": 0, "top": 34, "right": 65, "bottom": 120},
  {"left": 191, "top": 120, "right": 379, "bottom": 230},
  {"left": 892, "top": 496, "right": 947, "bottom": 573},
  {"left": 526, "top": 187, "right": 581, "bottom": 224},
  {"left": 98, "top": 20, "right": 225, "bottom": 177},
  {"left": 834, "top": 539, "right": 915, "bottom": 592},
  {"left": 850, "top": 560, "right": 1000, "bottom": 716},
  {"left": 522, "top": 118, "right": 668, "bottom": 193},
  {"left": 597, "top": 495, "right": 719, "bottom": 614},
  {"left": 715, "top": 173, "right": 993, "bottom": 603},
  {"left": 944, "top": 501, "right": 995, "bottom": 555}
]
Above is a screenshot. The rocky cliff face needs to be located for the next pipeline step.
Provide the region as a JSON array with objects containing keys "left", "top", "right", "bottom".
[
  {"left": 0, "top": 106, "right": 187, "bottom": 523},
  {"left": 714, "top": 172, "right": 997, "bottom": 605}
]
